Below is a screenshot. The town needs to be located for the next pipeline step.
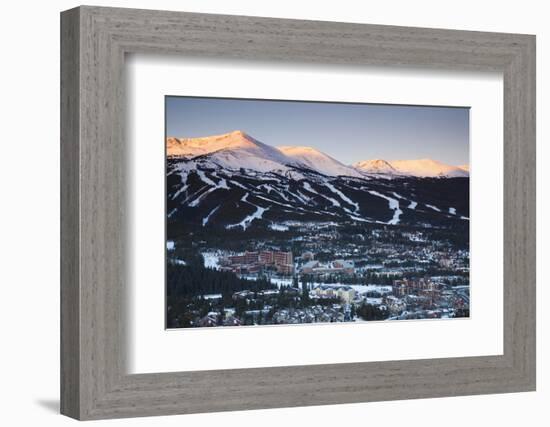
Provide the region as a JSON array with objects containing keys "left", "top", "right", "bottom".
[{"left": 166, "top": 220, "right": 470, "bottom": 328}]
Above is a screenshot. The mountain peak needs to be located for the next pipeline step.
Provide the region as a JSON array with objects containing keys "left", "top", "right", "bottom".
[
  {"left": 353, "top": 159, "right": 397, "bottom": 174},
  {"left": 278, "top": 145, "right": 363, "bottom": 177},
  {"left": 167, "top": 131, "right": 468, "bottom": 179},
  {"left": 227, "top": 129, "right": 251, "bottom": 139},
  {"left": 277, "top": 145, "right": 324, "bottom": 155},
  {"left": 167, "top": 130, "right": 260, "bottom": 158},
  {"left": 355, "top": 158, "right": 468, "bottom": 178}
]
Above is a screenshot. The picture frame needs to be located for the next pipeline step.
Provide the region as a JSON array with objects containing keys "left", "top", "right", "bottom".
[{"left": 60, "top": 5, "right": 536, "bottom": 420}]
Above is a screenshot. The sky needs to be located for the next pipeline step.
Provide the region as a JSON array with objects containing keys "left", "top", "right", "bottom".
[{"left": 166, "top": 96, "right": 469, "bottom": 166}]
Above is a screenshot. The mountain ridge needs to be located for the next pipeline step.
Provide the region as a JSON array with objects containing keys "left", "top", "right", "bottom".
[{"left": 167, "top": 130, "right": 469, "bottom": 179}]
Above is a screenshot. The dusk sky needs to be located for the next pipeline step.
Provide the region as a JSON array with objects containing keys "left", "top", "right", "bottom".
[{"left": 166, "top": 96, "right": 469, "bottom": 166}]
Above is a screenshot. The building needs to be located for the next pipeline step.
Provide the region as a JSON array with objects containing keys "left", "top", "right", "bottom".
[
  {"left": 276, "top": 263, "right": 294, "bottom": 276},
  {"left": 392, "top": 278, "right": 435, "bottom": 297},
  {"left": 301, "top": 260, "right": 320, "bottom": 274},
  {"left": 273, "top": 251, "right": 293, "bottom": 266},
  {"left": 332, "top": 260, "right": 355, "bottom": 275},
  {"left": 311, "top": 285, "right": 356, "bottom": 304},
  {"left": 300, "top": 260, "right": 355, "bottom": 275},
  {"left": 302, "top": 251, "right": 314, "bottom": 261},
  {"left": 439, "top": 257, "right": 453, "bottom": 268},
  {"left": 225, "top": 250, "right": 294, "bottom": 273},
  {"left": 259, "top": 250, "right": 274, "bottom": 264},
  {"left": 232, "top": 290, "right": 255, "bottom": 300},
  {"left": 392, "top": 279, "right": 411, "bottom": 297}
]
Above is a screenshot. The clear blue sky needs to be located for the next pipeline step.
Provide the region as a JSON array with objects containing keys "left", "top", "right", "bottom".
[{"left": 166, "top": 96, "right": 469, "bottom": 166}]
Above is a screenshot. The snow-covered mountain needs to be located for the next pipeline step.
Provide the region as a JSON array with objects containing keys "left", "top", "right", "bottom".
[
  {"left": 277, "top": 146, "right": 363, "bottom": 178},
  {"left": 168, "top": 130, "right": 468, "bottom": 179},
  {"left": 166, "top": 131, "right": 469, "bottom": 231},
  {"left": 353, "top": 159, "right": 398, "bottom": 175},
  {"left": 168, "top": 130, "right": 363, "bottom": 177},
  {"left": 167, "top": 130, "right": 297, "bottom": 174},
  {"left": 355, "top": 158, "right": 469, "bottom": 178}
]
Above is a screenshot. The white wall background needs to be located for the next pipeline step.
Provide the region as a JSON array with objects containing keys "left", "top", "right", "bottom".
[{"left": 0, "top": 0, "right": 546, "bottom": 425}]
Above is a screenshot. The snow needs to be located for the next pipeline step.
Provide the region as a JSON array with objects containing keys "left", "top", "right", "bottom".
[
  {"left": 171, "top": 184, "right": 188, "bottom": 200},
  {"left": 202, "top": 205, "right": 220, "bottom": 226},
  {"left": 229, "top": 180, "right": 247, "bottom": 189},
  {"left": 168, "top": 131, "right": 468, "bottom": 179},
  {"left": 355, "top": 158, "right": 469, "bottom": 178},
  {"left": 277, "top": 145, "right": 363, "bottom": 177},
  {"left": 408, "top": 201, "right": 418, "bottom": 209},
  {"left": 226, "top": 204, "right": 268, "bottom": 230},
  {"left": 202, "top": 252, "right": 221, "bottom": 270},
  {"left": 217, "top": 178, "right": 229, "bottom": 189},
  {"left": 202, "top": 294, "right": 222, "bottom": 300},
  {"left": 254, "top": 194, "right": 306, "bottom": 211},
  {"left": 168, "top": 130, "right": 289, "bottom": 163},
  {"left": 368, "top": 190, "right": 402, "bottom": 225},
  {"left": 296, "top": 190, "right": 312, "bottom": 203},
  {"left": 302, "top": 182, "right": 317, "bottom": 194},
  {"left": 260, "top": 184, "right": 289, "bottom": 201},
  {"left": 269, "top": 277, "right": 293, "bottom": 288},
  {"left": 302, "top": 182, "right": 341, "bottom": 207},
  {"left": 196, "top": 169, "right": 216, "bottom": 186},
  {"left": 166, "top": 241, "right": 175, "bottom": 250},
  {"left": 187, "top": 174, "right": 229, "bottom": 208},
  {"left": 188, "top": 187, "right": 217, "bottom": 207},
  {"left": 169, "top": 130, "right": 469, "bottom": 180},
  {"left": 347, "top": 214, "right": 374, "bottom": 223},
  {"left": 324, "top": 182, "right": 360, "bottom": 213},
  {"left": 169, "top": 130, "right": 293, "bottom": 174},
  {"left": 350, "top": 285, "right": 393, "bottom": 294},
  {"left": 425, "top": 204, "right": 441, "bottom": 212},
  {"left": 354, "top": 159, "right": 397, "bottom": 175},
  {"left": 449, "top": 207, "right": 457, "bottom": 215},
  {"left": 386, "top": 158, "right": 469, "bottom": 178},
  {"left": 269, "top": 223, "right": 289, "bottom": 231}
]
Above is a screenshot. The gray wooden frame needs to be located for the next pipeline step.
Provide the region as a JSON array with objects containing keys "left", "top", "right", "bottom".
[{"left": 60, "top": 5, "right": 536, "bottom": 420}]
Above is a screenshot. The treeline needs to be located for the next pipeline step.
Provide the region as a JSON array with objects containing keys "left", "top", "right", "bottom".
[
  {"left": 356, "top": 304, "right": 389, "bottom": 321},
  {"left": 166, "top": 257, "right": 276, "bottom": 298}
]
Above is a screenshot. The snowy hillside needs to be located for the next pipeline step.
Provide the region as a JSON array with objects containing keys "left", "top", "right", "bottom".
[
  {"left": 277, "top": 146, "right": 363, "bottom": 178},
  {"left": 168, "top": 130, "right": 469, "bottom": 179},
  {"left": 165, "top": 130, "right": 469, "bottom": 231},
  {"left": 355, "top": 158, "right": 469, "bottom": 178},
  {"left": 353, "top": 159, "right": 398, "bottom": 176}
]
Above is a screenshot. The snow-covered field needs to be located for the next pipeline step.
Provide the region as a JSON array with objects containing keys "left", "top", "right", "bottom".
[
  {"left": 265, "top": 279, "right": 393, "bottom": 295},
  {"left": 348, "top": 284, "right": 393, "bottom": 294},
  {"left": 269, "top": 223, "right": 289, "bottom": 231},
  {"left": 202, "top": 252, "right": 221, "bottom": 270}
]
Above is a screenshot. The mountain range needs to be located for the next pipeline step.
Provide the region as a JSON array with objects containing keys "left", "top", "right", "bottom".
[
  {"left": 167, "top": 130, "right": 468, "bottom": 178},
  {"left": 166, "top": 130, "right": 469, "bottom": 231}
]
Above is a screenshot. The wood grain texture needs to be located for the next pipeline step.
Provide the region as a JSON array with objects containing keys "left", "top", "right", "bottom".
[
  {"left": 60, "top": 7, "right": 80, "bottom": 419},
  {"left": 60, "top": 6, "right": 536, "bottom": 420}
]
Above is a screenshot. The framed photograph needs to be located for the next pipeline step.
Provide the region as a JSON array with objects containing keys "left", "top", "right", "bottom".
[
  {"left": 61, "top": 6, "right": 536, "bottom": 420},
  {"left": 164, "top": 97, "right": 471, "bottom": 330}
]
